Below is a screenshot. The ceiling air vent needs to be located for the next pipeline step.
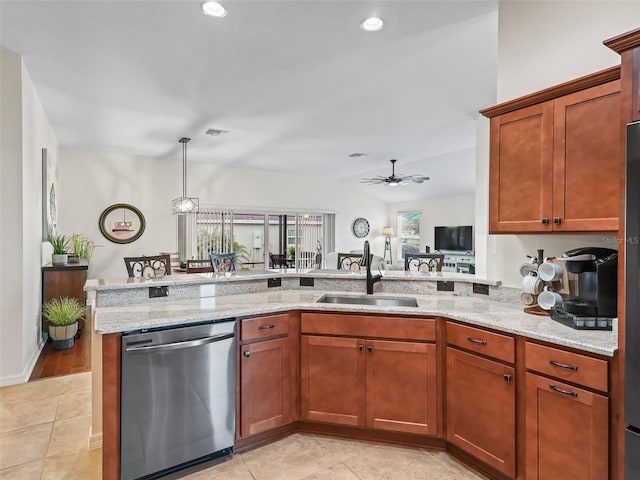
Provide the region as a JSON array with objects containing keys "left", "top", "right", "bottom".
[
  {"left": 205, "top": 129, "right": 230, "bottom": 136},
  {"left": 348, "top": 153, "right": 367, "bottom": 158}
]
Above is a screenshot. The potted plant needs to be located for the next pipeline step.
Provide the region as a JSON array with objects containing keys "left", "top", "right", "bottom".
[
  {"left": 69, "top": 233, "right": 96, "bottom": 263},
  {"left": 42, "top": 296, "right": 85, "bottom": 349},
  {"left": 49, "top": 234, "right": 69, "bottom": 265}
]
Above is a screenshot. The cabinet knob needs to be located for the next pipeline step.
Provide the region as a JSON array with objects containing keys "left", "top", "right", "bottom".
[
  {"left": 367, "top": 345, "right": 373, "bottom": 352},
  {"left": 541, "top": 218, "right": 549, "bottom": 225},
  {"left": 503, "top": 374, "right": 512, "bottom": 383},
  {"left": 358, "top": 345, "right": 364, "bottom": 352},
  {"left": 553, "top": 217, "right": 562, "bottom": 225},
  {"left": 243, "top": 351, "right": 250, "bottom": 358}
]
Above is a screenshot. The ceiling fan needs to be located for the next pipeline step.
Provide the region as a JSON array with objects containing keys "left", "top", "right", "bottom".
[{"left": 360, "top": 159, "right": 430, "bottom": 186}]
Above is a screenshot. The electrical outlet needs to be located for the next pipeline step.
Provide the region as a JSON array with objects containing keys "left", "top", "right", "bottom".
[
  {"left": 300, "top": 277, "right": 314, "bottom": 287},
  {"left": 149, "top": 286, "right": 169, "bottom": 298},
  {"left": 437, "top": 281, "right": 454, "bottom": 292},
  {"left": 473, "top": 283, "right": 490, "bottom": 295},
  {"left": 267, "top": 278, "right": 282, "bottom": 288}
]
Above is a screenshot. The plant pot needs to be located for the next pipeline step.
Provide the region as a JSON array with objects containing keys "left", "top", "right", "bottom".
[
  {"left": 49, "top": 322, "right": 78, "bottom": 349},
  {"left": 51, "top": 253, "right": 68, "bottom": 266}
]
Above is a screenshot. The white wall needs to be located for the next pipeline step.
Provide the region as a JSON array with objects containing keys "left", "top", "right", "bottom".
[
  {"left": 474, "top": 2, "right": 636, "bottom": 288},
  {"left": 57, "top": 149, "right": 389, "bottom": 279},
  {"left": 0, "top": 47, "right": 58, "bottom": 386},
  {"left": 387, "top": 193, "right": 475, "bottom": 265}
]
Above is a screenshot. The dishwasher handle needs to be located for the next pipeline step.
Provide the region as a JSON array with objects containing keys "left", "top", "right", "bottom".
[{"left": 125, "top": 332, "right": 235, "bottom": 354}]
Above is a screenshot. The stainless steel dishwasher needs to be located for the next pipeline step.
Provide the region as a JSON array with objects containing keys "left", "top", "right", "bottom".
[{"left": 120, "top": 319, "right": 236, "bottom": 480}]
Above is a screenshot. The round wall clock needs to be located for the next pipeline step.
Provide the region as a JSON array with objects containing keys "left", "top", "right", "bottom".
[{"left": 352, "top": 217, "right": 370, "bottom": 238}]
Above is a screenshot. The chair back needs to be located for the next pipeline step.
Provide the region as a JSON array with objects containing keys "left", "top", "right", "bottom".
[
  {"left": 337, "top": 253, "right": 364, "bottom": 271},
  {"left": 186, "top": 259, "right": 214, "bottom": 273},
  {"left": 269, "top": 253, "right": 288, "bottom": 268},
  {"left": 404, "top": 253, "right": 445, "bottom": 272},
  {"left": 210, "top": 253, "right": 238, "bottom": 273},
  {"left": 124, "top": 255, "right": 172, "bottom": 278}
]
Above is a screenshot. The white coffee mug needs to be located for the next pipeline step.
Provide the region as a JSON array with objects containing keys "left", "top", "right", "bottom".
[
  {"left": 519, "top": 261, "right": 538, "bottom": 277},
  {"left": 538, "top": 260, "right": 563, "bottom": 282},
  {"left": 522, "top": 274, "right": 543, "bottom": 294},
  {"left": 538, "top": 286, "right": 563, "bottom": 310},
  {"left": 520, "top": 292, "right": 536, "bottom": 306}
]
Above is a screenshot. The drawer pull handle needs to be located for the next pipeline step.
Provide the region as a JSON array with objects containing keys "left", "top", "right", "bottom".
[
  {"left": 259, "top": 324, "right": 276, "bottom": 330},
  {"left": 244, "top": 351, "right": 251, "bottom": 358},
  {"left": 467, "top": 336, "right": 487, "bottom": 345},
  {"left": 549, "top": 360, "right": 578, "bottom": 371},
  {"left": 549, "top": 384, "right": 577, "bottom": 397}
]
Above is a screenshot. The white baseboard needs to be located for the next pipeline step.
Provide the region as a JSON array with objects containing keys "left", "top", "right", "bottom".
[{"left": 0, "top": 340, "right": 44, "bottom": 387}]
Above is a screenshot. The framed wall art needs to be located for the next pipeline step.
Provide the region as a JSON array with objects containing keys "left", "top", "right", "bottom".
[
  {"left": 98, "top": 203, "right": 145, "bottom": 244},
  {"left": 42, "top": 148, "right": 58, "bottom": 240}
]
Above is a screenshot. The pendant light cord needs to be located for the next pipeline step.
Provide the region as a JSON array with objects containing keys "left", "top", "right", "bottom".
[{"left": 180, "top": 137, "right": 191, "bottom": 198}]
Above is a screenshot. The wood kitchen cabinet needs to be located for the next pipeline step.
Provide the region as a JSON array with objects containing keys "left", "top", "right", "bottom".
[
  {"left": 446, "top": 323, "right": 516, "bottom": 477},
  {"left": 300, "top": 313, "right": 438, "bottom": 436},
  {"left": 525, "top": 342, "right": 609, "bottom": 480},
  {"left": 483, "top": 72, "right": 622, "bottom": 233},
  {"left": 238, "top": 313, "right": 293, "bottom": 439}
]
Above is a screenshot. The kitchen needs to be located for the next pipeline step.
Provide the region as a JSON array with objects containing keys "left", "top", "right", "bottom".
[{"left": 1, "top": 1, "right": 639, "bottom": 479}]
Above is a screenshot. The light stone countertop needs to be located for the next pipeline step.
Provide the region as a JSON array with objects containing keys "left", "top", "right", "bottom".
[
  {"left": 84, "top": 269, "right": 499, "bottom": 291},
  {"left": 94, "top": 290, "right": 617, "bottom": 357}
]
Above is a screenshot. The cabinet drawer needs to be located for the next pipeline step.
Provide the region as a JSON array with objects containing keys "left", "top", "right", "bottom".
[
  {"left": 525, "top": 342, "right": 608, "bottom": 392},
  {"left": 301, "top": 313, "right": 435, "bottom": 341},
  {"left": 447, "top": 322, "right": 515, "bottom": 364},
  {"left": 241, "top": 313, "right": 289, "bottom": 341}
]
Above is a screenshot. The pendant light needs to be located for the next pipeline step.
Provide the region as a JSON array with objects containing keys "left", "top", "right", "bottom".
[{"left": 172, "top": 137, "right": 199, "bottom": 214}]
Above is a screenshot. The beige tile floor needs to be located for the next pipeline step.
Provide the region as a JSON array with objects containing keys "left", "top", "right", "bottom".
[{"left": 0, "top": 372, "right": 485, "bottom": 480}]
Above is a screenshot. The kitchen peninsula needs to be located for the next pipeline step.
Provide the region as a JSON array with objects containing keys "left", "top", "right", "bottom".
[{"left": 87, "top": 270, "right": 618, "bottom": 480}]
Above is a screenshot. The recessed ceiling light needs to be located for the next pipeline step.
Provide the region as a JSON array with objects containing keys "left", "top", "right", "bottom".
[
  {"left": 202, "top": 2, "right": 227, "bottom": 18},
  {"left": 360, "top": 17, "right": 383, "bottom": 32}
]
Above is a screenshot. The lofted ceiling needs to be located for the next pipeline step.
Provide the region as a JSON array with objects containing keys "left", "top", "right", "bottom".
[{"left": 0, "top": 0, "right": 498, "bottom": 203}]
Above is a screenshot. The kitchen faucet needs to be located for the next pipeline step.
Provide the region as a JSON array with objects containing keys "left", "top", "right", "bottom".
[{"left": 363, "top": 240, "right": 382, "bottom": 294}]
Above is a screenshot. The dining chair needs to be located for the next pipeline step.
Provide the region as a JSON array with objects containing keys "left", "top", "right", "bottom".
[
  {"left": 209, "top": 253, "right": 238, "bottom": 273},
  {"left": 404, "top": 253, "right": 445, "bottom": 272},
  {"left": 337, "top": 253, "right": 364, "bottom": 271},
  {"left": 159, "top": 251, "right": 181, "bottom": 271},
  {"left": 123, "top": 254, "right": 172, "bottom": 277},
  {"left": 186, "top": 259, "right": 214, "bottom": 273}
]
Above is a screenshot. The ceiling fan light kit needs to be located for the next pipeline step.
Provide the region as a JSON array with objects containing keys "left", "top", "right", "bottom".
[{"left": 360, "top": 159, "right": 429, "bottom": 186}]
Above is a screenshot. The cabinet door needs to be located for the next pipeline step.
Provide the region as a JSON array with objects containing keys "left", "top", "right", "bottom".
[
  {"left": 553, "top": 80, "right": 622, "bottom": 231},
  {"left": 366, "top": 340, "right": 438, "bottom": 435},
  {"left": 301, "top": 335, "right": 365, "bottom": 427},
  {"left": 525, "top": 373, "right": 608, "bottom": 480},
  {"left": 239, "top": 337, "right": 291, "bottom": 438},
  {"left": 489, "top": 102, "right": 554, "bottom": 233},
  {"left": 446, "top": 348, "right": 515, "bottom": 477}
]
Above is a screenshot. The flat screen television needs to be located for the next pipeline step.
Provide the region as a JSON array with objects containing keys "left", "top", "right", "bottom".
[{"left": 434, "top": 225, "right": 473, "bottom": 252}]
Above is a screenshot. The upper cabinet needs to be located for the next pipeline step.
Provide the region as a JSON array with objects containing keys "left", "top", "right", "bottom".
[
  {"left": 481, "top": 69, "right": 623, "bottom": 234},
  {"left": 605, "top": 27, "right": 640, "bottom": 123}
]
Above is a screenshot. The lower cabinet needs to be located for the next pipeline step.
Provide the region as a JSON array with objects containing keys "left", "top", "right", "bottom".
[
  {"left": 446, "top": 347, "right": 516, "bottom": 477},
  {"left": 238, "top": 314, "right": 292, "bottom": 439},
  {"left": 301, "top": 335, "right": 438, "bottom": 435},
  {"left": 524, "top": 341, "right": 610, "bottom": 480}
]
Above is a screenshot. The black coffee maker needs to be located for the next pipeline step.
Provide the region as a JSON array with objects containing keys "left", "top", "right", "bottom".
[{"left": 551, "top": 247, "right": 618, "bottom": 329}]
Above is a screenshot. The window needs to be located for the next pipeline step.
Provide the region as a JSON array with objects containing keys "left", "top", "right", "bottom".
[
  {"left": 184, "top": 208, "right": 334, "bottom": 270},
  {"left": 398, "top": 212, "right": 421, "bottom": 259}
]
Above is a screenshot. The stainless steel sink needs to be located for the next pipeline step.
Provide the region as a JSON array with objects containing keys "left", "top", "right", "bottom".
[{"left": 316, "top": 294, "right": 418, "bottom": 308}]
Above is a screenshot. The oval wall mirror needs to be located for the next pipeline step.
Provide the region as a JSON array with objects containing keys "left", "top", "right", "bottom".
[{"left": 98, "top": 203, "right": 146, "bottom": 244}]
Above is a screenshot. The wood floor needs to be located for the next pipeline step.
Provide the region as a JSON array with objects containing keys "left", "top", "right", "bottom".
[{"left": 29, "top": 322, "right": 91, "bottom": 381}]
